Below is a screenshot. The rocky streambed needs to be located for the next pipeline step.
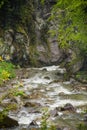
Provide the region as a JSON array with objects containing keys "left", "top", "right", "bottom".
[{"left": 0, "top": 65, "right": 87, "bottom": 130}]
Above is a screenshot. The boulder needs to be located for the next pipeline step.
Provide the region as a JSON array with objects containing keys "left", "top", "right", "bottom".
[
  {"left": 27, "top": 120, "right": 39, "bottom": 130},
  {"left": 84, "top": 114, "right": 87, "bottom": 122},
  {"left": 56, "top": 127, "right": 62, "bottom": 130},
  {"left": 65, "top": 49, "right": 84, "bottom": 74},
  {"left": 61, "top": 103, "right": 76, "bottom": 112},
  {"left": 36, "top": 42, "right": 63, "bottom": 65},
  {"left": 63, "top": 127, "right": 70, "bottom": 130},
  {"left": 24, "top": 102, "right": 41, "bottom": 108},
  {"left": 49, "top": 108, "right": 58, "bottom": 117},
  {"left": 0, "top": 116, "right": 19, "bottom": 128}
]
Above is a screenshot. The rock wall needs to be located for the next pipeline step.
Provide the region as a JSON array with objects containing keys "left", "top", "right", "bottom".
[
  {"left": 0, "top": 0, "right": 84, "bottom": 72},
  {"left": 0, "top": 0, "right": 64, "bottom": 67}
]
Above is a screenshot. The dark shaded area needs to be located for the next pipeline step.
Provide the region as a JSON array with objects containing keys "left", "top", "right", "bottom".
[{"left": 0, "top": 116, "right": 19, "bottom": 128}]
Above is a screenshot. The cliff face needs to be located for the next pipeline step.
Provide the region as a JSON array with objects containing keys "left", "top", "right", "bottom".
[
  {"left": 0, "top": 0, "right": 84, "bottom": 72},
  {"left": 0, "top": 0, "right": 64, "bottom": 66}
]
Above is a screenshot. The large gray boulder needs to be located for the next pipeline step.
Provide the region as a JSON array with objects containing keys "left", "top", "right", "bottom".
[{"left": 36, "top": 42, "right": 63, "bottom": 64}]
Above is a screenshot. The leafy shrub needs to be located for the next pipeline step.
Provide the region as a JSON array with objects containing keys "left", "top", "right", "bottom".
[
  {"left": 0, "top": 58, "right": 15, "bottom": 85},
  {"left": 75, "top": 71, "right": 87, "bottom": 81},
  {"left": 40, "top": 109, "right": 56, "bottom": 130}
]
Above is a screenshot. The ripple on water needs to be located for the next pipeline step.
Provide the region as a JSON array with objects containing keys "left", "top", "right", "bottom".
[{"left": 49, "top": 99, "right": 87, "bottom": 109}]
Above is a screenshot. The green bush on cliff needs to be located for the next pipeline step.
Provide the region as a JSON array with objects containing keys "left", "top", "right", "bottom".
[{"left": 49, "top": 0, "right": 87, "bottom": 55}]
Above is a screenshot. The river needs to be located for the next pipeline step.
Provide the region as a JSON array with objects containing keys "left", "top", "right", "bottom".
[{"left": 0, "top": 65, "right": 87, "bottom": 130}]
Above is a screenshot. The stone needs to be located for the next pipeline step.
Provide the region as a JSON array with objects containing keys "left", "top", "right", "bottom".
[
  {"left": 84, "top": 114, "right": 87, "bottom": 122},
  {"left": 56, "top": 127, "right": 62, "bottom": 130},
  {"left": 24, "top": 102, "right": 41, "bottom": 108},
  {"left": 27, "top": 120, "right": 39, "bottom": 130},
  {"left": 49, "top": 42, "right": 63, "bottom": 63},
  {"left": 36, "top": 42, "right": 63, "bottom": 65},
  {"left": 59, "top": 92, "right": 65, "bottom": 96},
  {"left": 65, "top": 49, "right": 84, "bottom": 74},
  {"left": 42, "top": 68, "right": 47, "bottom": 71},
  {"left": 44, "top": 76, "right": 50, "bottom": 80},
  {"left": 4, "top": 29, "right": 14, "bottom": 46},
  {"left": 63, "top": 127, "right": 70, "bottom": 130},
  {"left": 0, "top": 116, "right": 19, "bottom": 128},
  {"left": 61, "top": 103, "right": 75, "bottom": 112},
  {"left": 50, "top": 108, "right": 58, "bottom": 117}
]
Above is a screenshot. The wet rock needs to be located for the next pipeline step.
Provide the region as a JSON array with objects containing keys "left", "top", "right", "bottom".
[
  {"left": 21, "top": 128, "right": 27, "bottom": 130},
  {"left": 42, "top": 68, "right": 47, "bottom": 71},
  {"left": 50, "top": 108, "right": 58, "bottom": 117},
  {"left": 27, "top": 120, "right": 39, "bottom": 130},
  {"left": 10, "top": 97, "right": 19, "bottom": 103},
  {"left": 59, "top": 92, "right": 65, "bottom": 96},
  {"left": 63, "top": 127, "right": 70, "bottom": 130},
  {"left": 0, "top": 116, "right": 19, "bottom": 128},
  {"left": 29, "top": 109, "right": 41, "bottom": 114},
  {"left": 22, "top": 94, "right": 30, "bottom": 100},
  {"left": 44, "top": 76, "right": 50, "bottom": 80},
  {"left": 29, "top": 92, "right": 45, "bottom": 99},
  {"left": 56, "top": 127, "right": 62, "bottom": 130},
  {"left": 84, "top": 114, "right": 87, "bottom": 122},
  {"left": 24, "top": 102, "right": 41, "bottom": 108},
  {"left": 61, "top": 103, "right": 76, "bottom": 112}
]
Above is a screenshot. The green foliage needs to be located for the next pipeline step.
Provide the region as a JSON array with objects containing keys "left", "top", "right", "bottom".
[
  {"left": 40, "top": 0, "right": 45, "bottom": 5},
  {"left": 0, "top": 0, "right": 9, "bottom": 9},
  {"left": 41, "top": 109, "right": 49, "bottom": 130},
  {"left": 0, "top": 59, "right": 15, "bottom": 85},
  {"left": 77, "top": 123, "right": 87, "bottom": 130},
  {"left": 13, "top": 90, "right": 24, "bottom": 96},
  {"left": 40, "top": 109, "right": 56, "bottom": 130},
  {"left": 50, "top": 0, "right": 87, "bottom": 54},
  {"left": 7, "top": 85, "right": 25, "bottom": 97},
  {"left": 0, "top": 109, "right": 8, "bottom": 122},
  {"left": 0, "top": 0, "right": 4, "bottom": 8},
  {"left": 0, "top": 103, "right": 17, "bottom": 122},
  {"left": 75, "top": 71, "right": 87, "bottom": 82}
]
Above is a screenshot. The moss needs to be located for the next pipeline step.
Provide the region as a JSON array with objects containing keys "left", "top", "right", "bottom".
[
  {"left": 0, "top": 110, "right": 8, "bottom": 122},
  {"left": 29, "top": 45, "right": 39, "bottom": 66},
  {"left": 75, "top": 71, "right": 87, "bottom": 83},
  {"left": 0, "top": 37, "right": 4, "bottom": 45},
  {"left": 16, "top": 26, "right": 27, "bottom": 36},
  {"left": 0, "top": 103, "right": 17, "bottom": 123}
]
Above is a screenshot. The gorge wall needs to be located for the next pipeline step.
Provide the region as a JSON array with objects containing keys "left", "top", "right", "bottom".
[{"left": 0, "top": 0, "right": 84, "bottom": 73}]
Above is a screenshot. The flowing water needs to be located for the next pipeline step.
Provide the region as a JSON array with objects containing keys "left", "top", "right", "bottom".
[{"left": 0, "top": 65, "right": 87, "bottom": 130}]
